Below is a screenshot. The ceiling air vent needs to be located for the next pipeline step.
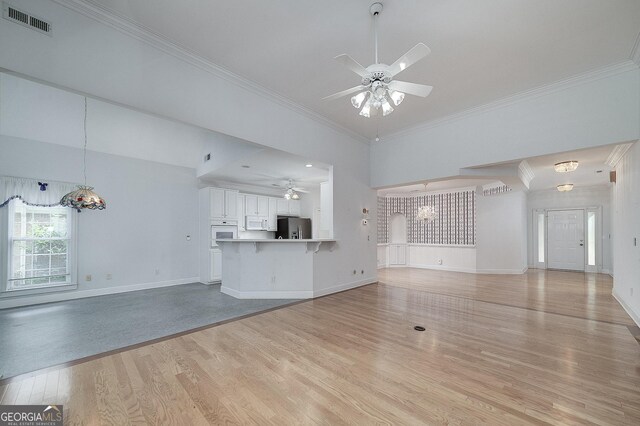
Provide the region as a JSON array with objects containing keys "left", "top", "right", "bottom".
[{"left": 3, "top": 2, "right": 52, "bottom": 35}]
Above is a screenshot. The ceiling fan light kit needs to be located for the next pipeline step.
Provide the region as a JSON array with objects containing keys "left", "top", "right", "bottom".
[{"left": 324, "top": 2, "right": 433, "bottom": 118}]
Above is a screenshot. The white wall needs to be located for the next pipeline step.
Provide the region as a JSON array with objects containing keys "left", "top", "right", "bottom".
[
  {"left": 527, "top": 185, "right": 612, "bottom": 272},
  {"left": 0, "top": 1, "right": 377, "bottom": 299},
  {"left": 612, "top": 142, "right": 640, "bottom": 326},
  {"left": 476, "top": 191, "right": 528, "bottom": 273},
  {"left": 377, "top": 189, "right": 527, "bottom": 274},
  {"left": 0, "top": 135, "right": 199, "bottom": 308},
  {"left": 407, "top": 245, "right": 477, "bottom": 273},
  {"left": 371, "top": 65, "right": 640, "bottom": 188}
]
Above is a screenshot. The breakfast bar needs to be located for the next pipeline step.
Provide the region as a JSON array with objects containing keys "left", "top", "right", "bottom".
[{"left": 216, "top": 239, "right": 336, "bottom": 299}]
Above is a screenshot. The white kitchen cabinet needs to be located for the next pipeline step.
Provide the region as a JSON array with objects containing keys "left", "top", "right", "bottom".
[
  {"left": 246, "top": 195, "right": 269, "bottom": 216},
  {"left": 289, "top": 200, "right": 301, "bottom": 216},
  {"left": 257, "top": 196, "right": 269, "bottom": 216},
  {"left": 275, "top": 198, "right": 301, "bottom": 216},
  {"left": 245, "top": 194, "right": 258, "bottom": 216},
  {"left": 276, "top": 198, "right": 289, "bottom": 215},
  {"left": 224, "top": 190, "right": 238, "bottom": 218},
  {"left": 210, "top": 187, "right": 238, "bottom": 220},
  {"left": 210, "top": 248, "right": 222, "bottom": 282},
  {"left": 267, "top": 197, "right": 278, "bottom": 231},
  {"left": 237, "top": 194, "right": 246, "bottom": 230},
  {"left": 210, "top": 188, "right": 225, "bottom": 219}
]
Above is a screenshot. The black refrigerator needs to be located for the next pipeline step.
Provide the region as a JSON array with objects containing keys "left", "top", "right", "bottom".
[{"left": 276, "top": 217, "right": 312, "bottom": 239}]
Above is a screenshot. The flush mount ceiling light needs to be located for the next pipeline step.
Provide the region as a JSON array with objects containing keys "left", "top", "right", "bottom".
[
  {"left": 323, "top": 2, "right": 433, "bottom": 118},
  {"left": 60, "top": 97, "right": 106, "bottom": 212},
  {"left": 284, "top": 179, "right": 300, "bottom": 200},
  {"left": 305, "top": 164, "right": 313, "bottom": 168},
  {"left": 557, "top": 184, "right": 574, "bottom": 192},
  {"left": 554, "top": 161, "right": 579, "bottom": 173}
]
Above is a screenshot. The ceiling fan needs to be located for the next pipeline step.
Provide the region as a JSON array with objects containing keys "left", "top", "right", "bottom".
[
  {"left": 283, "top": 179, "right": 305, "bottom": 200},
  {"left": 323, "top": 2, "right": 433, "bottom": 118}
]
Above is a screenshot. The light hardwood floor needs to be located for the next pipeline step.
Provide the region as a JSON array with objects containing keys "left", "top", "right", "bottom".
[{"left": 1, "top": 268, "right": 639, "bottom": 425}]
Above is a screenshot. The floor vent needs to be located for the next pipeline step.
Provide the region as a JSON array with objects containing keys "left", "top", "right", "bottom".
[{"left": 3, "top": 2, "right": 52, "bottom": 35}]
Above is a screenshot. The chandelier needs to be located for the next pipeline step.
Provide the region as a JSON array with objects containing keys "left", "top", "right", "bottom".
[
  {"left": 554, "top": 161, "right": 579, "bottom": 173},
  {"left": 416, "top": 183, "right": 437, "bottom": 221},
  {"left": 557, "top": 184, "right": 574, "bottom": 192},
  {"left": 60, "top": 97, "right": 106, "bottom": 212},
  {"left": 417, "top": 205, "right": 437, "bottom": 222}
]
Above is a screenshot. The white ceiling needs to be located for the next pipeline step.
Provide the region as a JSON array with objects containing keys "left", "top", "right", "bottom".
[
  {"left": 89, "top": 0, "right": 640, "bottom": 139},
  {"left": 377, "top": 143, "right": 620, "bottom": 194},
  {"left": 524, "top": 144, "right": 615, "bottom": 191},
  {"left": 378, "top": 178, "right": 496, "bottom": 195},
  {"left": 201, "top": 148, "right": 330, "bottom": 192}
]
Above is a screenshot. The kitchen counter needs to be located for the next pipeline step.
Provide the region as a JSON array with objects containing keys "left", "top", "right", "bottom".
[
  {"left": 215, "top": 238, "right": 339, "bottom": 299},
  {"left": 216, "top": 239, "right": 336, "bottom": 253}
]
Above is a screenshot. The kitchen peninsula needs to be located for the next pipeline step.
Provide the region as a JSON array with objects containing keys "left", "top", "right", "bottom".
[{"left": 216, "top": 238, "right": 336, "bottom": 299}]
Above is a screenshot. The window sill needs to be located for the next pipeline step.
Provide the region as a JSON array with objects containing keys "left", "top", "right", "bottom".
[{"left": 0, "top": 283, "right": 78, "bottom": 299}]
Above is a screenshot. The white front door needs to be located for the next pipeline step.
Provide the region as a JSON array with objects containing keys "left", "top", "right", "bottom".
[{"left": 547, "top": 210, "right": 585, "bottom": 271}]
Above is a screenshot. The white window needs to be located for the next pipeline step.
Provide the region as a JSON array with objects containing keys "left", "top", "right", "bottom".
[
  {"left": 537, "top": 212, "right": 545, "bottom": 263},
  {"left": 587, "top": 210, "right": 596, "bottom": 267},
  {"left": 3, "top": 200, "right": 77, "bottom": 293}
]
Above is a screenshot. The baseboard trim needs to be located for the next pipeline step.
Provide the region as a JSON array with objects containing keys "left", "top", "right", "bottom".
[
  {"left": 220, "top": 287, "right": 314, "bottom": 299},
  {"left": 389, "top": 263, "right": 528, "bottom": 275},
  {"left": 476, "top": 267, "right": 529, "bottom": 275},
  {"left": 313, "top": 278, "right": 377, "bottom": 298},
  {"left": 612, "top": 289, "right": 640, "bottom": 328},
  {"left": 221, "top": 278, "right": 377, "bottom": 300},
  {"left": 0, "top": 277, "right": 200, "bottom": 310},
  {"left": 407, "top": 263, "right": 477, "bottom": 274}
]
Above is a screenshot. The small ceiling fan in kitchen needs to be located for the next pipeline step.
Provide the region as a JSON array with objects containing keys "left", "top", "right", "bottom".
[
  {"left": 282, "top": 179, "right": 306, "bottom": 200},
  {"left": 323, "top": 2, "right": 433, "bottom": 117}
]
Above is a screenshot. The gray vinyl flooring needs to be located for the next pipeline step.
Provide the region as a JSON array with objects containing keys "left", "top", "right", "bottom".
[{"left": 0, "top": 283, "right": 295, "bottom": 379}]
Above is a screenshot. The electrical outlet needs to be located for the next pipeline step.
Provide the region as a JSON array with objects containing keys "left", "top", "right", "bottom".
[
  {"left": 437, "top": 259, "right": 443, "bottom": 265},
  {"left": 155, "top": 269, "right": 160, "bottom": 275},
  {"left": 106, "top": 273, "right": 112, "bottom": 280},
  {"left": 186, "top": 235, "right": 191, "bottom": 241},
  {"left": 85, "top": 274, "right": 92, "bottom": 282}
]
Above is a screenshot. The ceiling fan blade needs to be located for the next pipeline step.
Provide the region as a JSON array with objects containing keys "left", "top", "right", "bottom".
[
  {"left": 388, "top": 43, "right": 431, "bottom": 77},
  {"left": 388, "top": 80, "right": 433, "bottom": 97},
  {"left": 334, "top": 54, "right": 369, "bottom": 77},
  {"left": 322, "top": 85, "right": 365, "bottom": 101}
]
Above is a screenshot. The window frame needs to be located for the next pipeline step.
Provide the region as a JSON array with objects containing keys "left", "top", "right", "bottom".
[{"left": 0, "top": 199, "right": 78, "bottom": 297}]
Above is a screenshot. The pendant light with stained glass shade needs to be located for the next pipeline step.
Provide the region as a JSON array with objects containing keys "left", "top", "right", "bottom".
[{"left": 60, "top": 97, "right": 106, "bottom": 212}]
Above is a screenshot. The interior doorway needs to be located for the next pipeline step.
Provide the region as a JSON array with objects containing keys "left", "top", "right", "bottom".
[{"left": 547, "top": 209, "right": 585, "bottom": 271}]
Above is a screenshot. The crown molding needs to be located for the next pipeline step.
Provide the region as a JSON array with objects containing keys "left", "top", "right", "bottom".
[
  {"left": 50, "top": 0, "right": 370, "bottom": 145},
  {"left": 605, "top": 142, "right": 636, "bottom": 168},
  {"left": 379, "top": 60, "right": 640, "bottom": 143},
  {"left": 518, "top": 160, "right": 535, "bottom": 189},
  {"left": 382, "top": 185, "right": 477, "bottom": 198},
  {"left": 631, "top": 32, "right": 640, "bottom": 66}
]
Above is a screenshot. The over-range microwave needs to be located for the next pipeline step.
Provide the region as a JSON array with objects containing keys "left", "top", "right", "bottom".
[{"left": 246, "top": 216, "right": 268, "bottom": 231}]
